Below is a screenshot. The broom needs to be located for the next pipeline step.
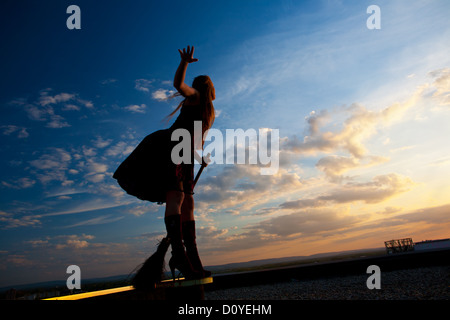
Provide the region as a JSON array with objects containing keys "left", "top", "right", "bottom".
[{"left": 131, "top": 156, "right": 209, "bottom": 290}]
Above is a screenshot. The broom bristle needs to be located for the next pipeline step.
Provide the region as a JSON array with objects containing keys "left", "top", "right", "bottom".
[{"left": 131, "top": 237, "right": 170, "bottom": 291}]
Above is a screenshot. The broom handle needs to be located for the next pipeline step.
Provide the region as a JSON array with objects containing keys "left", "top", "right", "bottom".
[{"left": 193, "top": 153, "right": 210, "bottom": 188}]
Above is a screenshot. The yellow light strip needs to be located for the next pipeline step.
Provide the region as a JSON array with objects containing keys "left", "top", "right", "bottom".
[
  {"left": 156, "top": 276, "right": 213, "bottom": 288},
  {"left": 43, "top": 285, "right": 134, "bottom": 300},
  {"left": 43, "top": 277, "right": 213, "bottom": 300}
]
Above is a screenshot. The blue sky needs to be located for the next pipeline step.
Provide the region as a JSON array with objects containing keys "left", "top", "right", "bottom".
[{"left": 1, "top": 0, "right": 450, "bottom": 287}]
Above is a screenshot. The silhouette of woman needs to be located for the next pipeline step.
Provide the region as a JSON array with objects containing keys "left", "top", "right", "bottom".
[
  {"left": 114, "top": 46, "right": 214, "bottom": 282},
  {"left": 164, "top": 45, "right": 215, "bottom": 280}
]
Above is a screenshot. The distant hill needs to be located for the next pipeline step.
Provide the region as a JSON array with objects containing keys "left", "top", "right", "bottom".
[
  {"left": 205, "top": 247, "right": 385, "bottom": 274},
  {"left": 0, "top": 247, "right": 385, "bottom": 294}
]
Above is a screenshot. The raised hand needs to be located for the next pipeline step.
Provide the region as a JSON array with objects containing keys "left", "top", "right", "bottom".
[{"left": 178, "top": 45, "right": 199, "bottom": 63}]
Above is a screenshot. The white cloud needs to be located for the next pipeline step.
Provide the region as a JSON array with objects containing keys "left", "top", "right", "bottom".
[
  {"left": 53, "top": 234, "right": 94, "bottom": 250},
  {"left": 92, "top": 136, "right": 113, "bottom": 148},
  {"left": 316, "top": 155, "right": 389, "bottom": 182},
  {"left": 25, "top": 103, "right": 51, "bottom": 121},
  {"left": 39, "top": 92, "right": 75, "bottom": 106},
  {"left": 28, "top": 148, "right": 73, "bottom": 185},
  {"left": 257, "top": 207, "right": 361, "bottom": 238},
  {"left": 283, "top": 87, "right": 424, "bottom": 158},
  {"left": 1, "top": 177, "right": 36, "bottom": 189},
  {"left": 30, "top": 148, "right": 71, "bottom": 170},
  {"left": 106, "top": 141, "right": 135, "bottom": 157},
  {"left": 100, "top": 78, "right": 118, "bottom": 85},
  {"left": 62, "top": 104, "right": 81, "bottom": 111},
  {"left": 85, "top": 173, "right": 105, "bottom": 183},
  {"left": 128, "top": 204, "right": 160, "bottom": 217},
  {"left": 429, "top": 68, "right": 450, "bottom": 105},
  {"left": 77, "top": 98, "right": 94, "bottom": 109},
  {"left": 63, "top": 215, "right": 124, "bottom": 228},
  {"left": 280, "top": 173, "right": 414, "bottom": 209},
  {"left": 87, "top": 161, "right": 108, "bottom": 174},
  {"left": 152, "top": 89, "right": 176, "bottom": 101},
  {"left": 197, "top": 225, "right": 228, "bottom": 239},
  {"left": 46, "top": 114, "right": 71, "bottom": 128},
  {"left": 1, "top": 125, "right": 29, "bottom": 138},
  {"left": 135, "top": 79, "right": 153, "bottom": 92},
  {"left": 196, "top": 164, "right": 303, "bottom": 214},
  {"left": 0, "top": 211, "right": 41, "bottom": 229},
  {"left": 38, "top": 91, "right": 93, "bottom": 109},
  {"left": 125, "top": 104, "right": 147, "bottom": 113},
  {"left": 42, "top": 199, "right": 129, "bottom": 217},
  {"left": 20, "top": 90, "right": 94, "bottom": 129}
]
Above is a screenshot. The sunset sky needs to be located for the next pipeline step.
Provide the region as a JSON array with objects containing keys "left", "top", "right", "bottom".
[{"left": 1, "top": 0, "right": 449, "bottom": 287}]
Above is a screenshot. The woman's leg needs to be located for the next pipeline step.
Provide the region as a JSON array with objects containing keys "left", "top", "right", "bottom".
[
  {"left": 180, "top": 194, "right": 211, "bottom": 277},
  {"left": 165, "top": 190, "right": 184, "bottom": 217},
  {"left": 164, "top": 190, "right": 202, "bottom": 279},
  {"left": 180, "top": 193, "right": 194, "bottom": 222}
]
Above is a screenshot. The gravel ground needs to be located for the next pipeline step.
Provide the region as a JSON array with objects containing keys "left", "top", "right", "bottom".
[{"left": 205, "top": 266, "right": 449, "bottom": 300}]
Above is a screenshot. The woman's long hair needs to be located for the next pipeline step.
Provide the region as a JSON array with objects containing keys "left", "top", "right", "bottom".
[{"left": 166, "top": 75, "right": 215, "bottom": 145}]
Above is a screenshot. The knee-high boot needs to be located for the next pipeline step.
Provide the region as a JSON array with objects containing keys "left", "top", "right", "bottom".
[
  {"left": 165, "top": 215, "right": 202, "bottom": 280},
  {"left": 182, "top": 220, "right": 211, "bottom": 277}
]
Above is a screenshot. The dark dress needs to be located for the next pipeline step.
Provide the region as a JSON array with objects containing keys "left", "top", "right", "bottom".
[{"left": 113, "top": 102, "right": 202, "bottom": 204}]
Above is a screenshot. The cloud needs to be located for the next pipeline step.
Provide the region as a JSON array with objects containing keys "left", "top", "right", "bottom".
[
  {"left": 128, "top": 204, "right": 160, "bottom": 217},
  {"left": 333, "top": 203, "right": 450, "bottom": 245},
  {"left": 279, "top": 84, "right": 428, "bottom": 182},
  {"left": 283, "top": 87, "right": 424, "bottom": 158},
  {"left": 92, "top": 136, "right": 113, "bottom": 148},
  {"left": 62, "top": 104, "right": 81, "bottom": 111},
  {"left": 20, "top": 90, "right": 94, "bottom": 129},
  {"left": 1, "top": 177, "right": 36, "bottom": 189},
  {"left": 28, "top": 148, "right": 73, "bottom": 185},
  {"left": 135, "top": 79, "right": 153, "bottom": 92},
  {"left": 394, "top": 203, "right": 450, "bottom": 225},
  {"left": 429, "top": 67, "right": 450, "bottom": 105},
  {"left": 46, "top": 114, "right": 71, "bottom": 128},
  {"left": 200, "top": 199, "right": 450, "bottom": 259},
  {"left": 52, "top": 234, "right": 95, "bottom": 250},
  {"left": 257, "top": 207, "right": 361, "bottom": 238},
  {"left": 63, "top": 215, "right": 124, "bottom": 228},
  {"left": 83, "top": 160, "right": 109, "bottom": 183},
  {"left": 196, "top": 165, "right": 303, "bottom": 213},
  {"left": 24, "top": 103, "right": 55, "bottom": 122},
  {"left": 38, "top": 90, "right": 93, "bottom": 109},
  {"left": 86, "top": 161, "right": 108, "bottom": 174},
  {"left": 124, "top": 104, "right": 147, "bottom": 113},
  {"left": 1, "top": 125, "right": 29, "bottom": 138},
  {"left": 106, "top": 141, "right": 135, "bottom": 157},
  {"left": 38, "top": 92, "right": 75, "bottom": 106},
  {"left": 316, "top": 155, "right": 389, "bottom": 182},
  {"left": 197, "top": 225, "right": 228, "bottom": 239},
  {"left": 280, "top": 173, "right": 414, "bottom": 209},
  {"left": 321, "top": 173, "right": 413, "bottom": 204},
  {"left": 29, "top": 148, "right": 71, "bottom": 170},
  {"left": 253, "top": 202, "right": 450, "bottom": 246},
  {"left": 3, "top": 254, "right": 34, "bottom": 267},
  {"left": 0, "top": 211, "right": 41, "bottom": 229},
  {"left": 41, "top": 199, "right": 129, "bottom": 217},
  {"left": 152, "top": 89, "right": 176, "bottom": 101},
  {"left": 100, "top": 78, "right": 118, "bottom": 85}
]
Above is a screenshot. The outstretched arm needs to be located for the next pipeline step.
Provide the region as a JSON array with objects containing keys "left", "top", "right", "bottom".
[{"left": 173, "top": 46, "right": 199, "bottom": 99}]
